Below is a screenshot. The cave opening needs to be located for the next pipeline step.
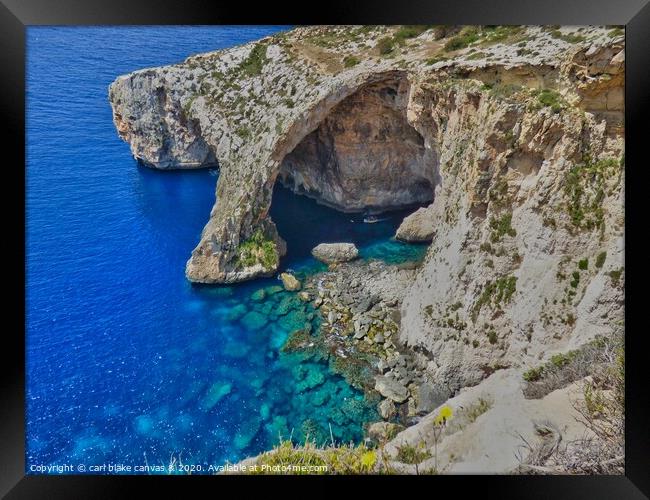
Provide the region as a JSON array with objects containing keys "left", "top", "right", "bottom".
[{"left": 275, "top": 75, "right": 436, "bottom": 215}]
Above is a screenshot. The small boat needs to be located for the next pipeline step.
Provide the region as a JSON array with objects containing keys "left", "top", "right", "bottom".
[{"left": 363, "top": 214, "right": 387, "bottom": 224}]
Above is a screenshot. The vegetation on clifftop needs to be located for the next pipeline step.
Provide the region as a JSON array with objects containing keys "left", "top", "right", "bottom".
[{"left": 245, "top": 440, "right": 379, "bottom": 475}]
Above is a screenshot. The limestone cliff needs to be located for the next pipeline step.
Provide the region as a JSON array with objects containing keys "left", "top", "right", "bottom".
[
  {"left": 109, "top": 26, "right": 623, "bottom": 287},
  {"left": 109, "top": 27, "right": 625, "bottom": 468}
]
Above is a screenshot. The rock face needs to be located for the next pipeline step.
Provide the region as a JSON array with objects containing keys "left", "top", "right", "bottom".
[
  {"left": 378, "top": 399, "right": 397, "bottom": 420},
  {"left": 395, "top": 205, "right": 436, "bottom": 242},
  {"left": 374, "top": 375, "right": 409, "bottom": 403},
  {"left": 278, "top": 76, "right": 433, "bottom": 212},
  {"left": 311, "top": 243, "right": 359, "bottom": 264},
  {"left": 280, "top": 272, "right": 301, "bottom": 291},
  {"left": 367, "top": 421, "right": 403, "bottom": 442}
]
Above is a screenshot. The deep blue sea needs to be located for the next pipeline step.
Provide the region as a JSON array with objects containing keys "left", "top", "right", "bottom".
[{"left": 26, "top": 26, "right": 427, "bottom": 473}]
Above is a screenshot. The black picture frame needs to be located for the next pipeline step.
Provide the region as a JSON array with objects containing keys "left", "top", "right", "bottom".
[{"left": 2, "top": 0, "right": 648, "bottom": 497}]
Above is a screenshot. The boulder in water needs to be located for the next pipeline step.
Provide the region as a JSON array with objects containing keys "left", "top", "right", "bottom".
[
  {"left": 280, "top": 272, "right": 301, "bottom": 291},
  {"left": 311, "top": 243, "right": 359, "bottom": 264}
]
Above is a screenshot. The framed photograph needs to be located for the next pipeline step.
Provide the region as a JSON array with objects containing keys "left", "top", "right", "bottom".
[{"left": 2, "top": 0, "right": 648, "bottom": 496}]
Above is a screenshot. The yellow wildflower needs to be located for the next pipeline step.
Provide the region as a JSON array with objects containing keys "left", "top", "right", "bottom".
[
  {"left": 360, "top": 450, "right": 377, "bottom": 469},
  {"left": 433, "top": 405, "right": 453, "bottom": 426}
]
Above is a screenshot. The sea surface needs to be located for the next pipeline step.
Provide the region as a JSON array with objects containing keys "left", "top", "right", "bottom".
[{"left": 26, "top": 26, "right": 428, "bottom": 473}]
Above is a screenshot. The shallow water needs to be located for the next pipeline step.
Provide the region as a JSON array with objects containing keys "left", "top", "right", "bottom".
[{"left": 26, "top": 26, "right": 428, "bottom": 473}]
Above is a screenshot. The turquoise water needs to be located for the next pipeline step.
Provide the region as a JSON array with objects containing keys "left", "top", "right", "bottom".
[{"left": 26, "top": 26, "right": 428, "bottom": 473}]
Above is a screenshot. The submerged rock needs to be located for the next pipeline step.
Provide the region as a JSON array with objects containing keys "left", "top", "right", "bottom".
[
  {"left": 293, "top": 364, "right": 326, "bottom": 392},
  {"left": 200, "top": 381, "right": 233, "bottom": 411},
  {"left": 264, "top": 285, "right": 284, "bottom": 296},
  {"left": 241, "top": 311, "right": 268, "bottom": 330},
  {"left": 251, "top": 289, "right": 266, "bottom": 302},
  {"left": 311, "top": 243, "right": 359, "bottom": 264},
  {"left": 280, "top": 272, "right": 301, "bottom": 291},
  {"left": 374, "top": 375, "right": 409, "bottom": 403},
  {"left": 233, "top": 420, "right": 261, "bottom": 450},
  {"left": 225, "top": 303, "right": 248, "bottom": 322}
]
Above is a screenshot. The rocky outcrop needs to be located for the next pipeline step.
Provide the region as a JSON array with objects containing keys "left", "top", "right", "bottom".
[
  {"left": 374, "top": 374, "right": 409, "bottom": 403},
  {"left": 395, "top": 205, "right": 436, "bottom": 242},
  {"left": 311, "top": 243, "right": 359, "bottom": 264},
  {"left": 109, "top": 69, "right": 218, "bottom": 169},
  {"left": 280, "top": 272, "right": 301, "bottom": 291}
]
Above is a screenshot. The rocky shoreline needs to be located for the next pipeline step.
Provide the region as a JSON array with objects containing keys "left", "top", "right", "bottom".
[{"left": 280, "top": 250, "right": 442, "bottom": 434}]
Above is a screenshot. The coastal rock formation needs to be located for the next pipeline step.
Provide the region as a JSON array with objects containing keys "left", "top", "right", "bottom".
[
  {"left": 110, "top": 25, "right": 625, "bottom": 473},
  {"left": 374, "top": 374, "right": 409, "bottom": 403},
  {"left": 109, "top": 26, "right": 623, "bottom": 287},
  {"left": 395, "top": 205, "right": 436, "bottom": 242},
  {"left": 280, "top": 272, "right": 301, "bottom": 291},
  {"left": 278, "top": 76, "right": 433, "bottom": 211},
  {"left": 311, "top": 243, "right": 359, "bottom": 264}
]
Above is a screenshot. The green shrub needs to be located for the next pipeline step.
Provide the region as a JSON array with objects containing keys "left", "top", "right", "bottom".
[
  {"left": 343, "top": 55, "right": 360, "bottom": 68},
  {"left": 489, "top": 212, "right": 517, "bottom": 243},
  {"left": 466, "top": 51, "right": 486, "bottom": 60},
  {"left": 235, "top": 126, "right": 251, "bottom": 139},
  {"left": 564, "top": 156, "right": 620, "bottom": 231},
  {"left": 535, "top": 88, "right": 566, "bottom": 113},
  {"left": 523, "top": 366, "right": 544, "bottom": 382},
  {"left": 236, "top": 229, "right": 279, "bottom": 270},
  {"left": 426, "top": 54, "right": 449, "bottom": 65},
  {"left": 522, "top": 336, "right": 621, "bottom": 401},
  {"left": 472, "top": 275, "right": 517, "bottom": 321},
  {"left": 394, "top": 25, "right": 433, "bottom": 41},
  {"left": 377, "top": 37, "right": 395, "bottom": 55},
  {"left": 608, "top": 268, "right": 623, "bottom": 285},
  {"left": 251, "top": 440, "right": 379, "bottom": 475},
  {"left": 550, "top": 351, "right": 577, "bottom": 368},
  {"left": 578, "top": 259, "right": 589, "bottom": 270},
  {"left": 549, "top": 30, "right": 586, "bottom": 43},
  {"left": 595, "top": 251, "right": 607, "bottom": 268},
  {"left": 487, "top": 329, "right": 498, "bottom": 345},
  {"left": 396, "top": 443, "right": 431, "bottom": 464},
  {"left": 444, "top": 27, "right": 480, "bottom": 51},
  {"left": 239, "top": 43, "right": 269, "bottom": 77},
  {"left": 466, "top": 398, "right": 491, "bottom": 422},
  {"left": 480, "top": 242, "right": 493, "bottom": 253},
  {"left": 479, "top": 25, "right": 525, "bottom": 44},
  {"left": 570, "top": 271, "right": 580, "bottom": 288},
  {"left": 487, "top": 83, "right": 522, "bottom": 100}
]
